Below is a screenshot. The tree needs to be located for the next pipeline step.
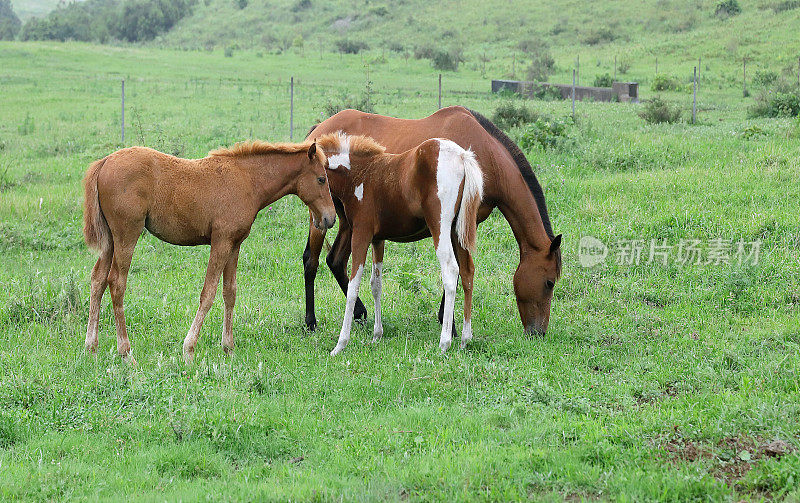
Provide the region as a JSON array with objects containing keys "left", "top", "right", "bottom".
[{"left": 0, "top": 0, "right": 22, "bottom": 40}]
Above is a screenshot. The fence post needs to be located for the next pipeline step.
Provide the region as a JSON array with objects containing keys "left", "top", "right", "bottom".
[
  {"left": 437, "top": 74, "right": 442, "bottom": 109},
  {"left": 572, "top": 69, "right": 576, "bottom": 119},
  {"left": 698, "top": 56, "right": 701, "bottom": 81},
  {"left": 512, "top": 52, "right": 516, "bottom": 78},
  {"left": 797, "top": 56, "right": 799, "bottom": 88},
  {"left": 290, "top": 76, "right": 294, "bottom": 140},
  {"left": 576, "top": 55, "right": 580, "bottom": 85},
  {"left": 121, "top": 79, "right": 125, "bottom": 144},
  {"left": 614, "top": 55, "right": 617, "bottom": 81},
  {"left": 655, "top": 57, "right": 658, "bottom": 74},
  {"left": 692, "top": 66, "right": 697, "bottom": 124},
  {"left": 742, "top": 58, "right": 747, "bottom": 98}
]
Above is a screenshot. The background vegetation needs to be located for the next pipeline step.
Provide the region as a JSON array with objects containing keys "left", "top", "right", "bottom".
[{"left": 1, "top": 0, "right": 800, "bottom": 500}]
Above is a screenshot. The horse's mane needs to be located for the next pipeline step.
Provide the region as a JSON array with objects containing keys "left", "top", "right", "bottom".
[
  {"left": 209, "top": 140, "right": 313, "bottom": 157},
  {"left": 466, "top": 108, "right": 560, "bottom": 277},
  {"left": 316, "top": 131, "right": 386, "bottom": 157},
  {"left": 466, "top": 108, "right": 555, "bottom": 239}
]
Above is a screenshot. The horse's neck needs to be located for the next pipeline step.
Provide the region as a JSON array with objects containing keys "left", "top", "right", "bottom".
[
  {"left": 491, "top": 167, "right": 553, "bottom": 254},
  {"left": 240, "top": 155, "right": 298, "bottom": 207}
]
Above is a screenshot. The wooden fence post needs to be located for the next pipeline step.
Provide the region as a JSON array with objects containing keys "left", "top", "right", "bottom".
[
  {"left": 290, "top": 76, "right": 294, "bottom": 140},
  {"left": 614, "top": 55, "right": 617, "bottom": 81},
  {"left": 692, "top": 66, "right": 697, "bottom": 124},
  {"left": 438, "top": 74, "right": 442, "bottom": 110},
  {"left": 121, "top": 79, "right": 125, "bottom": 145},
  {"left": 743, "top": 58, "right": 747, "bottom": 98},
  {"left": 572, "top": 69, "right": 576, "bottom": 119}
]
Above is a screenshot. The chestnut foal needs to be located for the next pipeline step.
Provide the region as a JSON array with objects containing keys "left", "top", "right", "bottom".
[
  {"left": 316, "top": 132, "right": 483, "bottom": 355},
  {"left": 82, "top": 141, "right": 336, "bottom": 364}
]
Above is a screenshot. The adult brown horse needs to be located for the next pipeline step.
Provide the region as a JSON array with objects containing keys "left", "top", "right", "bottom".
[
  {"left": 83, "top": 141, "right": 336, "bottom": 364},
  {"left": 315, "top": 132, "right": 483, "bottom": 355},
  {"left": 305, "top": 106, "right": 561, "bottom": 337}
]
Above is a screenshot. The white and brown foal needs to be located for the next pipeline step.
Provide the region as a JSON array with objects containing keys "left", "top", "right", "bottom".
[{"left": 316, "top": 133, "right": 483, "bottom": 355}]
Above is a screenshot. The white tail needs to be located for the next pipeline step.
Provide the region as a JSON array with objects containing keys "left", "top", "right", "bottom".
[{"left": 455, "top": 148, "right": 483, "bottom": 253}]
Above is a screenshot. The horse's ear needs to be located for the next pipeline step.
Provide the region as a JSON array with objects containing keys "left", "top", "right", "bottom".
[
  {"left": 549, "top": 234, "right": 562, "bottom": 255},
  {"left": 307, "top": 141, "right": 317, "bottom": 160}
]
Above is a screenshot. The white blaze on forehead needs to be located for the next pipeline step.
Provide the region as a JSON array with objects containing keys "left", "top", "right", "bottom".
[
  {"left": 354, "top": 183, "right": 364, "bottom": 201},
  {"left": 327, "top": 131, "right": 351, "bottom": 170}
]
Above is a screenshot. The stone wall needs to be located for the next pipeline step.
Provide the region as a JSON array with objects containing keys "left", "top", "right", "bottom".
[{"left": 492, "top": 79, "right": 639, "bottom": 103}]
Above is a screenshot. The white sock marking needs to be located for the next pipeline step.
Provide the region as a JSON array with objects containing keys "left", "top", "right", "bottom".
[
  {"left": 354, "top": 183, "right": 364, "bottom": 201},
  {"left": 332, "top": 264, "right": 364, "bottom": 355}
]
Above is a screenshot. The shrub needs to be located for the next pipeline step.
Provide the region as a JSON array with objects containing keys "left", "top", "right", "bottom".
[
  {"left": 294, "top": 0, "right": 311, "bottom": 9},
  {"left": 750, "top": 91, "right": 800, "bottom": 117},
  {"left": 335, "top": 39, "right": 368, "bottom": 54},
  {"left": 593, "top": 73, "right": 613, "bottom": 87},
  {"left": 430, "top": 48, "right": 463, "bottom": 71},
  {"left": 525, "top": 49, "right": 555, "bottom": 82},
  {"left": 0, "top": 0, "right": 21, "bottom": 40},
  {"left": 651, "top": 74, "right": 680, "bottom": 91},
  {"left": 639, "top": 96, "right": 682, "bottom": 124},
  {"left": 236, "top": 0, "right": 247, "bottom": 8},
  {"left": 413, "top": 43, "right": 434, "bottom": 60},
  {"left": 323, "top": 78, "right": 375, "bottom": 116},
  {"left": 617, "top": 59, "right": 631, "bottom": 75},
  {"left": 532, "top": 85, "right": 563, "bottom": 101},
  {"left": 773, "top": 0, "right": 800, "bottom": 12},
  {"left": 224, "top": 45, "right": 234, "bottom": 57},
  {"left": 519, "top": 117, "right": 571, "bottom": 151},
  {"left": 753, "top": 70, "right": 779, "bottom": 88},
  {"left": 492, "top": 102, "right": 535, "bottom": 131},
  {"left": 715, "top": 0, "right": 741, "bottom": 17},
  {"left": 581, "top": 26, "right": 616, "bottom": 45}
]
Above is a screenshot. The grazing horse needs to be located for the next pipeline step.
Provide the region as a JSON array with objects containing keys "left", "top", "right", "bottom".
[
  {"left": 305, "top": 106, "right": 562, "bottom": 337},
  {"left": 315, "top": 132, "right": 483, "bottom": 355},
  {"left": 82, "top": 141, "right": 336, "bottom": 364}
]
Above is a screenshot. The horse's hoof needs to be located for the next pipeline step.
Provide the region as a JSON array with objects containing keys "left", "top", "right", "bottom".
[
  {"left": 183, "top": 351, "right": 194, "bottom": 365},
  {"left": 222, "top": 345, "right": 234, "bottom": 355},
  {"left": 305, "top": 316, "right": 317, "bottom": 331},
  {"left": 372, "top": 332, "right": 383, "bottom": 343},
  {"left": 84, "top": 343, "right": 98, "bottom": 355},
  {"left": 439, "top": 340, "right": 451, "bottom": 353},
  {"left": 330, "top": 343, "right": 346, "bottom": 356},
  {"left": 124, "top": 355, "right": 137, "bottom": 366}
]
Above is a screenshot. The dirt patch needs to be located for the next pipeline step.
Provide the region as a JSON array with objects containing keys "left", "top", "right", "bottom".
[{"left": 654, "top": 434, "right": 795, "bottom": 487}]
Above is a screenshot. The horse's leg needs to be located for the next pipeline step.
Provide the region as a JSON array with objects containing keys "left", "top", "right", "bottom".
[
  {"left": 106, "top": 236, "right": 138, "bottom": 364},
  {"left": 221, "top": 243, "right": 241, "bottom": 354},
  {"left": 370, "top": 240, "right": 385, "bottom": 343},
  {"left": 423, "top": 210, "right": 458, "bottom": 353},
  {"left": 183, "top": 239, "right": 233, "bottom": 363},
  {"left": 326, "top": 222, "right": 368, "bottom": 322},
  {"left": 303, "top": 219, "right": 326, "bottom": 331},
  {"left": 437, "top": 240, "right": 459, "bottom": 340},
  {"left": 331, "top": 229, "right": 370, "bottom": 356},
  {"left": 454, "top": 241, "right": 476, "bottom": 349},
  {"left": 84, "top": 243, "right": 113, "bottom": 354}
]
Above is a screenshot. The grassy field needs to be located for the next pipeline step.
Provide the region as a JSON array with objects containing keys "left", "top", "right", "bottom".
[{"left": 1, "top": 41, "right": 800, "bottom": 501}]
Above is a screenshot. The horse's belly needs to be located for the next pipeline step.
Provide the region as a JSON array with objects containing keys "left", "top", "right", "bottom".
[{"left": 145, "top": 214, "right": 211, "bottom": 246}]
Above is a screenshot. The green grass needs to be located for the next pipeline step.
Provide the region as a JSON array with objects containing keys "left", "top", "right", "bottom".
[{"left": 0, "top": 41, "right": 799, "bottom": 501}]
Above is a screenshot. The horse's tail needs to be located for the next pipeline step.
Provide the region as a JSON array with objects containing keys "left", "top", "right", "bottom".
[
  {"left": 455, "top": 148, "right": 483, "bottom": 254},
  {"left": 82, "top": 157, "right": 111, "bottom": 252}
]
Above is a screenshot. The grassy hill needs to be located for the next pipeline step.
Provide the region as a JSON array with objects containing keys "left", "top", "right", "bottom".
[{"left": 11, "top": 0, "right": 69, "bottom": 20}]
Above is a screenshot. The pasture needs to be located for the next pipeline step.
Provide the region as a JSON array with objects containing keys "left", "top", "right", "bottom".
[{"left": 1, "top": 41, "right": 799, "bottom": 501}]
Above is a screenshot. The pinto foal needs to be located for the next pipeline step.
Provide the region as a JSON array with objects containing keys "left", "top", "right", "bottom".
[
  {"left": 316, "top": 133, "right": 483, "bottom": 355},
  {"left": 82, "top": 141, "right": 336, "bottom": 364}
]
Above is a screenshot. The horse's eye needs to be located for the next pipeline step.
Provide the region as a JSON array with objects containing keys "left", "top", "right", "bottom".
[
  {"left": 546, "top": 280, "right": 555, "bottom": 289},
  {"left": 317, "top": 176, "right": 326, "bottom": 184}
]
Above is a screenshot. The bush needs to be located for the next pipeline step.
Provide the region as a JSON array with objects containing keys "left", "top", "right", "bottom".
[
  {"left": 492, "top": 102, "right": 535, "bottom": 131},
  {"left": 224, "top": 45, "right": 234, "bottom": 57},
  {"left": 715, "top": 0, "right": 741, "bottom": 17},
  {"left": 639, "top": 96, "right": 682, "bottom": 124},
  {"left": 750, "top": 91, "right": 800, "bottom": 117},
  {"left": 335, "top": 39, "right": 368, "bottom": 54},
  {"left": 753, "top": 70, "right": 779, "bottom": 88},
  {"left": 651, "top": 74, "right": 680, "bottom": 92},
  {"left": 581, "top": 26, "right": 616, "bottom": 45},
  {"left": 430, "top": 48, "right": 463, "bottom": 71},
  {"left": 0, "top": 0, "right": 21, "bottom": 40},
  {"left": 532, "top": 85, "right": 563, "bottom": 101},
  {"left": 617, "top": 59, "right": 631, "bottom": 75},
  {"left": 593, "top": 73, "right": 613, "bottom": 87},
  {"left": 525, "top": 49, "right": 555, "bottom": 82},
  {"left": 236, "top": 0, "right": 247, "bottom": 8},
  {"left": 323, "top": 78, "right": 375, "bottom": 116},
  {"left": 519, "top": 117, "right": 571, "bottom": 151},
  {"left": 413, "top": 43, "right": 435, "bottom": 60},
  {"left": 773, "top": 0, "right": 800, "bottom": 12}
]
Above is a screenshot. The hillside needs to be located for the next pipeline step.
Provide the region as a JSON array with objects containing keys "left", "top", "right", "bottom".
[{"left": 11, "top": 0, "right": 67, "bottom": 20}]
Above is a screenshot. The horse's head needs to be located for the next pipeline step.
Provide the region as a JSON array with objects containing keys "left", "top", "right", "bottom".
[
  {"left": 513, "top": 234, "right": 561, "bottom": 335},
  {"left": 296, "top": 142, "right": 336, "bottom": 230}
]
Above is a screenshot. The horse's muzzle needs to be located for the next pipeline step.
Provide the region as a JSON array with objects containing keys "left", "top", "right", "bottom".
[{"left": 317, "top": 215, "right": 336, "bottom": 230}]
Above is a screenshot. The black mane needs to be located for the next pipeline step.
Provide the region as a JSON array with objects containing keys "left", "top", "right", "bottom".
[{"left": 466, "top": 108, "right": 555, "bottom": 239}]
